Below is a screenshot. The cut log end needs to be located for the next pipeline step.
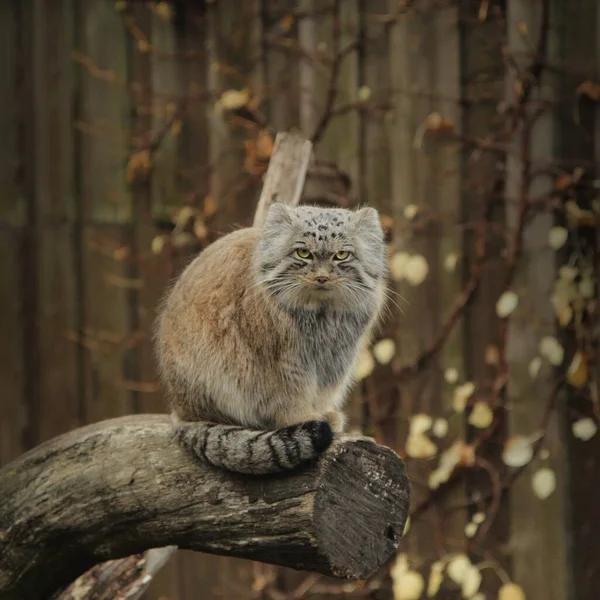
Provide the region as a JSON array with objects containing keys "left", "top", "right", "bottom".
[{"left": 314, "top": 439, "right": 410, "bottom": 579}]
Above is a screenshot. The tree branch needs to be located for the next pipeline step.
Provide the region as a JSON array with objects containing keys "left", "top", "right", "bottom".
[{"left": 0, "top": 415, "right": 410, "bottom": 600}]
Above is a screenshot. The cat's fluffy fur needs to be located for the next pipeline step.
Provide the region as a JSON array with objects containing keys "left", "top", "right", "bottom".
[{"left": 155, "top": 203, "right": 387, "bottom": 474}]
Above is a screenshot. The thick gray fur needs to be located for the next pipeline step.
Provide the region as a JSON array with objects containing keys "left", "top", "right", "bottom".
[{"left": 155, "top": 204, "right": 387, "bottom": 475}]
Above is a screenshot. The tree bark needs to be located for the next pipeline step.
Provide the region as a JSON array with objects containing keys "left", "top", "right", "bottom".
[{"left": 0, "top": 415, "right": 410, "bottom": 600}]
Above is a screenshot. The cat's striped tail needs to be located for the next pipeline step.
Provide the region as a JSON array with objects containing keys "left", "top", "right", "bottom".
[{"left": 171, "top": 413, "right": 334, "bottom": 475}]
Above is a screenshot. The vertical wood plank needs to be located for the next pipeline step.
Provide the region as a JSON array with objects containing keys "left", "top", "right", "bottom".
[
  {"left": 460, "top": 4, "right": 510, "bottom": 594},
  {"left": 34, "top": 0, "right": 80, "bottom": 444},
  {"left": 505, "top": 1, "right": 569, "bottom": 598},
  {"left": 79, "top": 0, "right": 134, "bottom": 423},
  {"left": 564, "top": 2, "right": 600, "bottom": 598},
  {"left": 0, "top": 1, "right": 24, "bottom": 465},
  {"left": 388, "top": 4, "right": 444, "bottom": 565},
  {"left": 207, "top": 0, "right": 263, "bottom": 227}
]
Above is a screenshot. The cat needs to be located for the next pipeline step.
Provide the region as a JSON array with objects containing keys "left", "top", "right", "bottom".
[{"left": 154, "top": 203, "right": 387, "bottom": 474}]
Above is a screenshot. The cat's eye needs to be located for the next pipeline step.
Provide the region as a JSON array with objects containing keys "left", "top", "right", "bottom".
[
  {"left": 296, "top": 248, "right": 312, "bottom": 260},
  {"left": 333, "top": 251, "right": 350, "bottom": 261}
]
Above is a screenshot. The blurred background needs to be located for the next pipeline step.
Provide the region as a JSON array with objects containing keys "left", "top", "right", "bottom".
[{"left": 1, "top": 0, "right": 599, "bottom": 599}]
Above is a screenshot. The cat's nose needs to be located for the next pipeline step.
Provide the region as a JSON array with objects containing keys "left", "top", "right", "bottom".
[{"left": 315, "top": 275, "right": 329, "bottom": 284}]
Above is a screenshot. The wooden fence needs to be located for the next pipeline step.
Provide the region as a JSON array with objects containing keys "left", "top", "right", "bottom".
[{"left": 0, "top": 1, "right": 599, "bottom": 599}]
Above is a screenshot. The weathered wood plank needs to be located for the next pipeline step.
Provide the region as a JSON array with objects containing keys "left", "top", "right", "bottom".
[
  {"left": 34, "top": 0, "right": 80, "bottom": 443},
  {"left": 0, "top": 1, "right": 24, "bottom": 466},
  {"left": 505, "top": 1, "right": 569, "bottom": 598},
  {"left": 79, "top": 0, "right": 134, "bottom": 422}
]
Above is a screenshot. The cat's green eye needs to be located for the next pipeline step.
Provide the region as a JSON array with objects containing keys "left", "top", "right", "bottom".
[
  {"left": 296, "top": 248, "right": 312, "bottom": 260},
  {"left": 333, "top": 250, "right": 350, "bottom": 261}
]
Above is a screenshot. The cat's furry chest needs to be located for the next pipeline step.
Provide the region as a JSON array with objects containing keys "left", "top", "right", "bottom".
[{"left": 288, "top": 306, "right": 369, "bottom": 388}]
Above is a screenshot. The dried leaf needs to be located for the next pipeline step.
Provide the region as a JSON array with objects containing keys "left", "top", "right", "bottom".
[
  {"left": 572, "top": 417, "right": 597, "bottom": 441},
  {"left": 390, "top": 251, "right": 411, "bottom": 282},
  {"left": 461, "top": 565, "right": 482, "bottom": 598},
  {"left": 444, "top": 367, "right": 459, "bottom": 384},
  {"left": 498, "top": 583, "right": 526, "bottom": 600},
  {"left": 404, "top": 204, "right": 419, "bottom": 220},
  {"left": 203, "top": 194, "right": 217, "bottom": 219},
  {"left": 452, "top": 382, "right": 475, "bottom": 413},
  {"left": 447, "top": 554, "right": 471, "bottom": 585},
  {"left": 406, "top": 433, "right": 437, "bottom": 459},
  {"left": 502, "top": 435, "right": 533, "bottom": 468},
  {"left": 393, "top": 570, "right": 425, "bottom": 600},
  {"left": 358, "top": 85, "right": 372, "bottom": 101},
  {"left": 410, "top": 413, "right": 433, "bottom": 436},
  {"left": 548, "top": 226, "right": 568, "bottom": 250},
  {"left": 496, "top": 290, "right": 519, "bottom": 318},
  {"left": 444, "top": 251, "right": 459, "bottom": 272},
  {"left": 485, "top": 345, "right": 499, "bottom": 365},
  {"left": 472, "top": 512, "right": 485, "bottom": 524},
  {"left": 579, "top": 276, "right": 595, "bottom": 299},
  {"left": 432, "top": 418, "right": 448, "bottom": 438},
  {"left": 404, "top": 254, "right": 429, "bottom": 286},
  {"left": 539, "top": 336, "right": 564, "bottom": 366},
  {"left": 173, "top": 205, "right": 199, "bottom": 227},
  {"left": 373, "top": 338, "right": 396, "bottom": 365},
  {"left": 567, "top": 351, "right": 588, "bottom": 388},
  {"left": 468, "top": 401, "right": 494, "bottom": 429},
  {"left": 151, "top": 235, "right": 166, "bottom": 255},
  {"left": 427, "top": 562, "right": 444, "bottom": 598},
  {"left": 532, "top": 467, "right": 556, "bottom": 500},
  {"left": 154, "top": 1, "right": 172, "bottom": 21},
  {"left": 528, "top": 356, "right": 543, "bottom": 379},
  {"left": 194, "top": 219, "right": 208, "bottom": 241},
  {"left": 465, "top": 522, "right": 478, "bottom": 538},
  {"left": 126, "top": 149, "right": 152, "bottom": 183},
  {"left": 216, "top": 88, "right": 250, "bottom": 113},
  {"left": 554, "top": 173, "right": 574, "bottom": 191},
  {"left": 576, "top": 80, "right": 600, "bottom": 102}
]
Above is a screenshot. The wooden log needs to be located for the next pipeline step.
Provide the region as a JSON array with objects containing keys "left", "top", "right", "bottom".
[{"left": 0, "top": 415, "right": 410, "bottom": 600}]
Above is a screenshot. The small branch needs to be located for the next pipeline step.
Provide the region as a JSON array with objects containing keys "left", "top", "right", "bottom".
[{"left": 0, "top": 416, "right": 410, "bottom": 600}]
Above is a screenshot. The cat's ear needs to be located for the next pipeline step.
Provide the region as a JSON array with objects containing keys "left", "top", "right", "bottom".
[
  {"left": 264, "top": 202, "right": 294, "bottom": 229},
  {"left": 353, "top": 207, "right": 383, "bottom": 237}
]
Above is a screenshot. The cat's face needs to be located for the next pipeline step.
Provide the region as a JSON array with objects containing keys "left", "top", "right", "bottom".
[{"left": 255, "top": 204, "right": 386, "bottom": 311}]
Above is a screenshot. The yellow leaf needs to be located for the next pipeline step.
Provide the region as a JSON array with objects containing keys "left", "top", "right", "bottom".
[
  {"left": 452, "top": 382, "right": 475, "bottom": 413},
  {"left": 126, "top": 149, "right": 152, "bottom": 183},
  {"left": 151, "top": 235, "right": 166, "bottom": 255},
  {"left": 203, "top": 194, "right": 217, "bottom": 219},
  {"left": 532, "top": 467, "right": 556, "bottom": 500},
  {"left": 404, "top": 254, "right": 429, "bottom": 286},
  {"left": 373, "top": 338, "right": 396, "bottom": 365},
  {"left": 216, "top": 88, "right": 250, "bottom": 112},
  {"left": 572, "top": 417, "right": 597, "bottom": 441},
  {"left": 405, "top": 433, "right": 437, "bottom": 459},
  {"left": 498, "top": 583, "right": 526, "bottom": 600},
  {"left": 426, "top": 562, "right": 444, "bottom": 597},
  {"left": 154, "top": 1, "right": 172, "bottom": 21},
  {"left": 576, "top": 80, "right": 600, "bottom": 102},
  {"left": 468, "top": 401, "right": 494, "bottom": 429},
  {"left": 567, "top": 351, "right": 588, "bottom": 388},
  {"left": 358, "top": 85, "right": 371, "bottom": 101}
]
